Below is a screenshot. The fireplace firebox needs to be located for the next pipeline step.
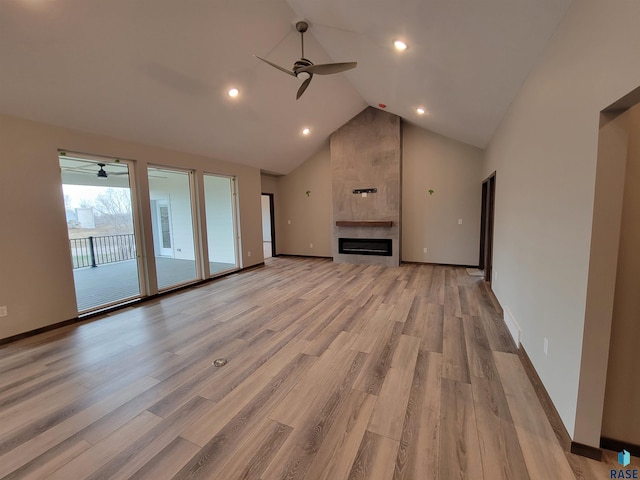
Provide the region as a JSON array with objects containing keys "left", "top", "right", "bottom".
[{"left": 338, "top": 238, "right": 392, "bottom": 256}]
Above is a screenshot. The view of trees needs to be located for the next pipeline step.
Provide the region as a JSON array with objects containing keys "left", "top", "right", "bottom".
[
  {"left": 93, "top": 188, "right": 133, "bottom": 233},
  {"left": 65, "top": 187, "right": 134, "bottom": 236}
]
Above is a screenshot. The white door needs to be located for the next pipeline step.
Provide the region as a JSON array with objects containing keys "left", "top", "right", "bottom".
[{"left": 156, "top": 200, "right": 173, "bottom": 256}]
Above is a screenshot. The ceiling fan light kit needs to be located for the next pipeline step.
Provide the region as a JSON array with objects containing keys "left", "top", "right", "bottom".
[{"left": 256, "top": 20, "right": 357, "bottom": 99}]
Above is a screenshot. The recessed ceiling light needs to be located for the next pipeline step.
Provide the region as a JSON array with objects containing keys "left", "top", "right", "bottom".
[
  {"left": 302, "top": 128, "right": 310, "bottom": 135},
  {"left": 416, "top": 107, "right": 426, "bottom": 115},
  {"left": 228, "top": 88, "right": 239, "bottom": 98},
  {"left": 394, "top": 40, "right": 407, "bottom": 51}
]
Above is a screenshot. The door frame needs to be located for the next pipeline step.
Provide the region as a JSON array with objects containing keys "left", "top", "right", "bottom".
[
  {"left": 59, "top": 151, "right": 145, "bottom": 312},
  {"left": 479, "top": 172, "right": 496, "bottom": 283},
  {"left": 262, "top": 193, "right": 276, "bottom": 257}
]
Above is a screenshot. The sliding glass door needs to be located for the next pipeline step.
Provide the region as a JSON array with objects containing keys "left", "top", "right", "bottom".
[
  {"left": 148, "top": 167, "right": 199, "bottom": 290},
  {"left": 61, "top": 157, "right": 239, "bottom": 305},
  {"left": 203, "top": 174, "right": 239, "bottom": 276},
  {"left": 59, "top": 154, "right": 142, "bottom": 312}
]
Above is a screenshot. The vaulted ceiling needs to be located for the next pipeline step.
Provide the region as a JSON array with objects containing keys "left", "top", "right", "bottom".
[{"left": 0, "top": 0, "right": 571, "bottom": 174}]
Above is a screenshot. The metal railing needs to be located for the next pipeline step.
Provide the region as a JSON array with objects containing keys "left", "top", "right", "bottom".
[{"left": 70, "top": 234, "right": 137, "bottom": 269}]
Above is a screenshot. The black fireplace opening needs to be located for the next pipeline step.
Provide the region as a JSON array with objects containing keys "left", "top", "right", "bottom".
[{"left": 338, "top": 238, "right": 392, "bottom": 256}]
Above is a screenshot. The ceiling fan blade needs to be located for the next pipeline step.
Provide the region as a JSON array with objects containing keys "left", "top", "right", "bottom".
[
  {"left": 298, "top": 62, "right": 357, "bottom": 75},
  {"left": 255, "top": 55, "right": 295, "bottom": 77},
  {"left": 296, "top": 76, "right": 312, "bottom": 100}
]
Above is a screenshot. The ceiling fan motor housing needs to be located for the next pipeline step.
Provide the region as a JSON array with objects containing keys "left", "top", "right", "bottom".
[
  {"left": 97, "top": 163, "right": 108, "bottom": 178},
  {"left": 294, "top": 58, "right": 313, "bottom": 79}
]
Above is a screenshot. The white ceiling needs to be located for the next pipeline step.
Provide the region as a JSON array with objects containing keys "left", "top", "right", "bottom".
[{"left": 0, "top": 0, "right": 571, "bottom": 174}]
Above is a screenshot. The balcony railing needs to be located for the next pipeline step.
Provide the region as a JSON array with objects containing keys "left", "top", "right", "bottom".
[{"left": 70, "top": 234, "right": 137, "bottom": 269}]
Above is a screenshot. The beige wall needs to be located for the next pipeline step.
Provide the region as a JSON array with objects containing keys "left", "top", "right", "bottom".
[
  {"left": 481, "top": 0, "right": 640, "bottom": 445},
  {"left": 0, "top": 113, "right": 263, "bottom": 340},
  {"left": 402, "top": 123, "right": 483, "bottom": 265},
  {"left": 601, "top": 105, "right": 640, "bottom": 445},
  {"left": 275, "top": 143, "right": 333, "bottom": 257},
  {"left": 273, "top": 122, "right": 483, "bottom": 264},
  {"left": 260, "top": 173, "right": 279, "bottom": 196}
]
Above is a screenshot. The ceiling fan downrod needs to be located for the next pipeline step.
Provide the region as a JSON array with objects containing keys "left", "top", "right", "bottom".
[{"left": 296, "top": 21, "right": 308, "bottom": 58}]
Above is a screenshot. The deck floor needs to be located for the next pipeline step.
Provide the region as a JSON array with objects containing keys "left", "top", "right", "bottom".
[{"left": 73, "top": 258, "right": 236, "bottom": 312}]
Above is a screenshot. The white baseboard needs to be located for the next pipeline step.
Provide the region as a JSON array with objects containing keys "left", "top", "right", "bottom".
[{"left": 504, "top": 306, "right": 522, "bottom": 348}]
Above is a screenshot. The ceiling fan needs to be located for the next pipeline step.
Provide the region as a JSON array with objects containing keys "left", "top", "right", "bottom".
[
  {"left": 256, "top": 20, "right": 357, "bottom": 100},
  {"left": 96, "top": 163, "right": 109, "bottom": 178},
  {"left": 95, "top": 162, "right": 134, "bottom": 178}
]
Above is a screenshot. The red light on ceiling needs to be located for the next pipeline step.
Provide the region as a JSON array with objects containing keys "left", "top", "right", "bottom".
[{"left": 378, "top": 103, "right": 386, "bottom": 109}]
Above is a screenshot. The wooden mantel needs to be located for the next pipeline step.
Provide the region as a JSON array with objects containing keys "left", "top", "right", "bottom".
[{"left": 335, "top": 221, "right": 393, "bottom": 227}]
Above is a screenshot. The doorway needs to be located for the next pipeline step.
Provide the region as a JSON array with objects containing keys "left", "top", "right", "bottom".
[
  {"left": 59, "top": 153, "right": 143, "bottom": 313},
  {"left": 479, "top": 172, "right": 496, "bottom": 283},
  {"left": 261, "top": 193, "right": 275, "bottom": 258},
  {"left": 152, "top": 199, "right": 173, "bottom": 257},
  {"left": 598, "top": 100, "right": 640, "bottom": 453}
]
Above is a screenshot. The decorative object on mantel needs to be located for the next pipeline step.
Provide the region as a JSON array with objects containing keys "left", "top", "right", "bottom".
[
  {"left": 428, "top": 189, "right": 435, "bottom": 195},
  {"left": 306, "top": 190, "right": 311, "bottom": 197},
  {"left": 335, "top": 221, "right": 393, "bottom": 227},
  {"left": 352, "top": 188, "right": 377, "bottom": 194}
]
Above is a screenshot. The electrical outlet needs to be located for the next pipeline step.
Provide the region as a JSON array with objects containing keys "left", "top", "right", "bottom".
[
  {"left": 288, "top": 219, "right": 291, "bottom": 224},
  {"left": 309, "top": 243, "right": 313, "bottom": 248},
  {"left": 247, "top": 251, "right": 251, "bottom": 257},
  {"left": 0, "top": 306, "right": 7, "bottom": 317},
  {"left": 458, "top": 219, "right": 463, "bottom": 225},
  {"left": 544, "top": 337, "right": 549, "bottom": 356},
  {"left": 423, "top": 247, "right": 428, "bottom": 253}
]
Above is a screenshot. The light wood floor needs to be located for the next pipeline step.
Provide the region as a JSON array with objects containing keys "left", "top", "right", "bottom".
[{"left": 0, "top": 257, "right": 634, "bottom": 479}]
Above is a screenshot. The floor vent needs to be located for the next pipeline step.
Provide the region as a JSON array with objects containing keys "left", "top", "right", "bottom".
[{"left": 212, "top": 358, "right": 228, "bottom": 367}]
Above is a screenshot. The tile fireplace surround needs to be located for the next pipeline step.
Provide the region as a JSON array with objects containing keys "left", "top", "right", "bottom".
[{"left": 331, "top": 107, "right": 401, "bottom": 267}]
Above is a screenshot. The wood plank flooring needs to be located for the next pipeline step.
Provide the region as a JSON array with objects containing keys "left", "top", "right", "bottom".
[{"left": 0, "top": 256, "right": 633, "bottom": 479}]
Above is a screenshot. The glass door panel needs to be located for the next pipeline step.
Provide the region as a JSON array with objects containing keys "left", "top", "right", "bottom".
[
  {"left": 59, "top": 154, "right": 142, "bottom": 312},
  {"left": 148, "top": 167, "right": 198, "bottom": 289},
  {"left": 204, "top": 174, "right": 239, "bottom": 276}
]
